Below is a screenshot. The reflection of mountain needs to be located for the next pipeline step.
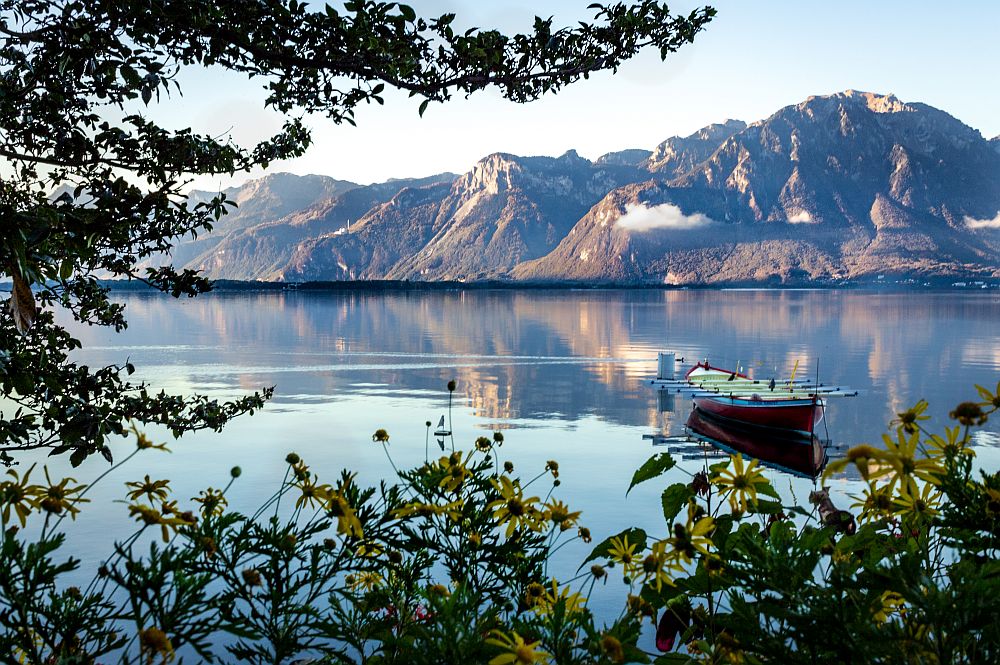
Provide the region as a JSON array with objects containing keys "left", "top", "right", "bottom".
[{"left": 71, "top": 291, "right": 1000, "bottom": 444}]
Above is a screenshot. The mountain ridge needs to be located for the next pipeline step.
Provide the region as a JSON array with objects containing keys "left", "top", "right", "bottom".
[{"left": 165, "top": 91, "right": 1000, "bottom": 285}]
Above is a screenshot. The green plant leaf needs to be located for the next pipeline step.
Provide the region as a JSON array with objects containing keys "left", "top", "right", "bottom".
[
  {"left": 661, "top": 483, "right": 691, "bottom": 523},
  {"left": 757, "top": 482, "right": 781, "bottom": 501},
  {"left": 627, "top": 453, "right": 676, "bottom": 495}
]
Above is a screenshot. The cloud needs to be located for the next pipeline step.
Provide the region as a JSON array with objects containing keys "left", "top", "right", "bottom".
[
  {"left": 615, "top": 203, "right": 714, "bottom": 232},
  {"left": 964, "top": 212, "right": 1000, "bottom": 229},
  {"left": 787, "top": 210, "right": 813, "bottom": 223}
]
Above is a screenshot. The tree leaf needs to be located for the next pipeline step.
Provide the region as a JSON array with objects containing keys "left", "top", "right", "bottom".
[
  {"left": 661, "top": 483, "right": 692, "bottom": 523},
  {"left": 8, "top": 273, "right": 36, "bottom": 334},
  {"left": 69, "top": 447, "right": 87, "bottom": 467},
  {"left": 627, "top": 453, "right": 676, "bottom": 494}
]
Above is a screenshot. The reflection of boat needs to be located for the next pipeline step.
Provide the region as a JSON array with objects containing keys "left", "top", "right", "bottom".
[{"left": 685, "top": 407, "right": 827, "bottom": 478}]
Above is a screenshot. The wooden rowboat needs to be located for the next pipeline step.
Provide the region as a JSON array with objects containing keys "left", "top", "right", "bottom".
[
  {"left": 686, "top": 363, "right": 824, "bottom": 435},
  {"left": 648, "top": 354, "right": 857, "bottom": 436}
]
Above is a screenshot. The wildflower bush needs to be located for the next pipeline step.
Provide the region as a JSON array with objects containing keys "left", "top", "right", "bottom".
[{"left": 1, "top": 384, "right": 999, "bottom": 663}]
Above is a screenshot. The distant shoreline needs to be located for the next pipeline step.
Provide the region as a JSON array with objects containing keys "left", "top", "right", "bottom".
[
  {"left": 104, "top": 277, "right": 1000, "bottom": 293},
  {"left": 3, "top": 278, "right": 998, "bottom": 294}
]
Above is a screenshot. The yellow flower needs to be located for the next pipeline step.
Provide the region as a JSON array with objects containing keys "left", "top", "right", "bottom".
[
  {"left": 0, "top": 464, "right": 41, "bottom": 527},
  {"left": 393, "top": 499, "right": 463, "bottom": 523},
  {"left": 666, "top": 502, "right": 715, "bottom": 563},
  {"left": 524, "top": 582, "right": 546, "bottom": 607},
  {"left": 486, "top": 630, "right": 550, "bottom": 665},
  {"left": 139, "top": 626, "right": 175, "bottom": 663},
  {"left": 487, "top": 476, "right": 543, "bottom": 538},
  {"left": 824, "top": 444, "right": 891, "bottom": 482},
  {"left": 545, "top": 460, "right": 559, "bottom": 478},
  {"left": 600, "top": 634, "right": 624, "bottom": 664},
  {"left": 293, "top": 476, "right": 332, "bottom": 511},
  {"left": 607, "top": 535, "right": 642, "bottom": 579},
  {"left": 716, "top": 631, "right": 745, "bottom": 664},
  {"left": 348, "top": 570, "right": 382, "bottom": 592},
  {"left": 192, "top": 487, "right": 227, "bottom": 517},
  {"left": 125, "top": 476, "right": 171, "bottom": 504},
  {"left": 893, "top": 482, "right": 941, "bottom": 522},
  {"left": 641, "top": 540, "right": 683, "bottom": 591},
  {"left": 543, "top": 499, "right": 581, "bottom": 529},
  {"left": 850, "top": 483, "right": 894, "bottom": 524},
  {"left": 129, "top": 504, "right": 196, "bottom": 542},
  {"left": 372, "top": 428, "right": 390, "bottom": 443},
  {"left": 531, "top": 579, "right": 586, "bottom": 617},
  {"left": 881, "top": 429, "right": 945, "bottom": 493},
  {"left": 131, "top": 423, "right": 171, "bottom": 453},
  {"left": 355, "top": 541, "right": 384, "bottom": 558},
  {"left": 924, "top": 426, "right": 975, "bottom": 459},
  {"left": 872, "top": 590, "right": 906, "bottom": 623},
  {"left": 892, "top": 399, "right": 930, "bottom": 434},
  {"left": 975, "top": 381, "right": 1000, "bottom": 410},
  {"left": 950, "top": 402, "right": 987, "bottom": 426},
  {"left": 438, "top": 453, "right": 471, "bottom": 493},
  {"left": 711, "top": 454, "right": 769, "bottom": 512},
  {"left": 38, "top": 468, "right": 88, "bottom": 519},
  {"left": 328, "top": 491, "right": 364, "bottom": 538}
]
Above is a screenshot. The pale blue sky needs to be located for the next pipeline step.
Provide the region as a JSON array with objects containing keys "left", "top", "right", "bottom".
[{"left": 163, "top": 1, "right": 1000, "bottom": 189}]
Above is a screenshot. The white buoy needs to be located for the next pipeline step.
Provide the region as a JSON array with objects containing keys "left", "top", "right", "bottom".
[{"left": 657, "top": 352, "right": 676, "bottom": 380}]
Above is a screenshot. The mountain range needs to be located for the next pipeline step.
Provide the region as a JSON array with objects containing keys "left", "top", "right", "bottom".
[{"left": 170, "top": 91, "right": 1000, "bottom": 285}]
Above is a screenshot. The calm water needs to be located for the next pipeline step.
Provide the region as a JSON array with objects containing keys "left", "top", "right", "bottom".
[{"left": 21, "top": 289, "right": 1000, "bottom": 616}]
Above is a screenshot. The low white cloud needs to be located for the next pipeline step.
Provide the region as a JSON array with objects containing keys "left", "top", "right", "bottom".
[
  {"left": 615, "top": 203, "right": 714, "bottom": 232},
  {"left": 964, "top": 211, "right": 1000, "bottom": 229},
  {"left": 787, "top": 210, "right": 813, "bottom": 223}
]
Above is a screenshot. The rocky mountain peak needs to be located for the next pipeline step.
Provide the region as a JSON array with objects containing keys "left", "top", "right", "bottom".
[
  {"left": 596, "top": 148, "right": 653, "bottom": 166},
  {"left": 559, "top": 148, "right": 586, "bottom": 163},
  {"left": 840, "top": 89, "right": 912, "bottom": 114},
  {"left": 646, "top": 119, "right": 747, "bottom": 178}
]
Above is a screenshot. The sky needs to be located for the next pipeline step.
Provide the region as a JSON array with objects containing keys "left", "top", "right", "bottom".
[{"left": 159, "top": 0, "right": 1000, "bottom": 190}]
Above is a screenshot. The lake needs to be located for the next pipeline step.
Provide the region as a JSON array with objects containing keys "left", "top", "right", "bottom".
[{"left": 24, "top": 288, "right": 1000, "bottom": 618}]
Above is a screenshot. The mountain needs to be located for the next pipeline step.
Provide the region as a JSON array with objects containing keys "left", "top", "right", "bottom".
[
  {"left": 168, "top": 91, "right": 1000, "bottom": 284},
  {"left": 164, "top": 173, "right": 359, "bottom": 272},
  {"left": 516, "top": 91, "right": 1000, "bottom": 283},
  {"left": 176, "top": 173, "right": 455, "bottom": 280}
]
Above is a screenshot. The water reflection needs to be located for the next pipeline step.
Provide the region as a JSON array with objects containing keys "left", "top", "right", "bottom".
[
  {"left": 61, "top": 289, "right": 1000, "bottom": 447},
  {"left": 25, "top": 288, "right": 1000, "bottom": 594}
]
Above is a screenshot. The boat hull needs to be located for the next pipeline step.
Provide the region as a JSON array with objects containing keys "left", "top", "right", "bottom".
[
  {"left": 692, "top": 394, "right": 823, "bottom": 434},
  {"left": 686, "top": 407, "right": 827, "bottom": 478}
]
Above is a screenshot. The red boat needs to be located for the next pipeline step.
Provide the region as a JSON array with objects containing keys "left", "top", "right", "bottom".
[
  {"left": 685, "top": 407, "right": 827, "bottom": 478},
  {"left": 685, "top": 362, "right": 824, "bottom": 435}
]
